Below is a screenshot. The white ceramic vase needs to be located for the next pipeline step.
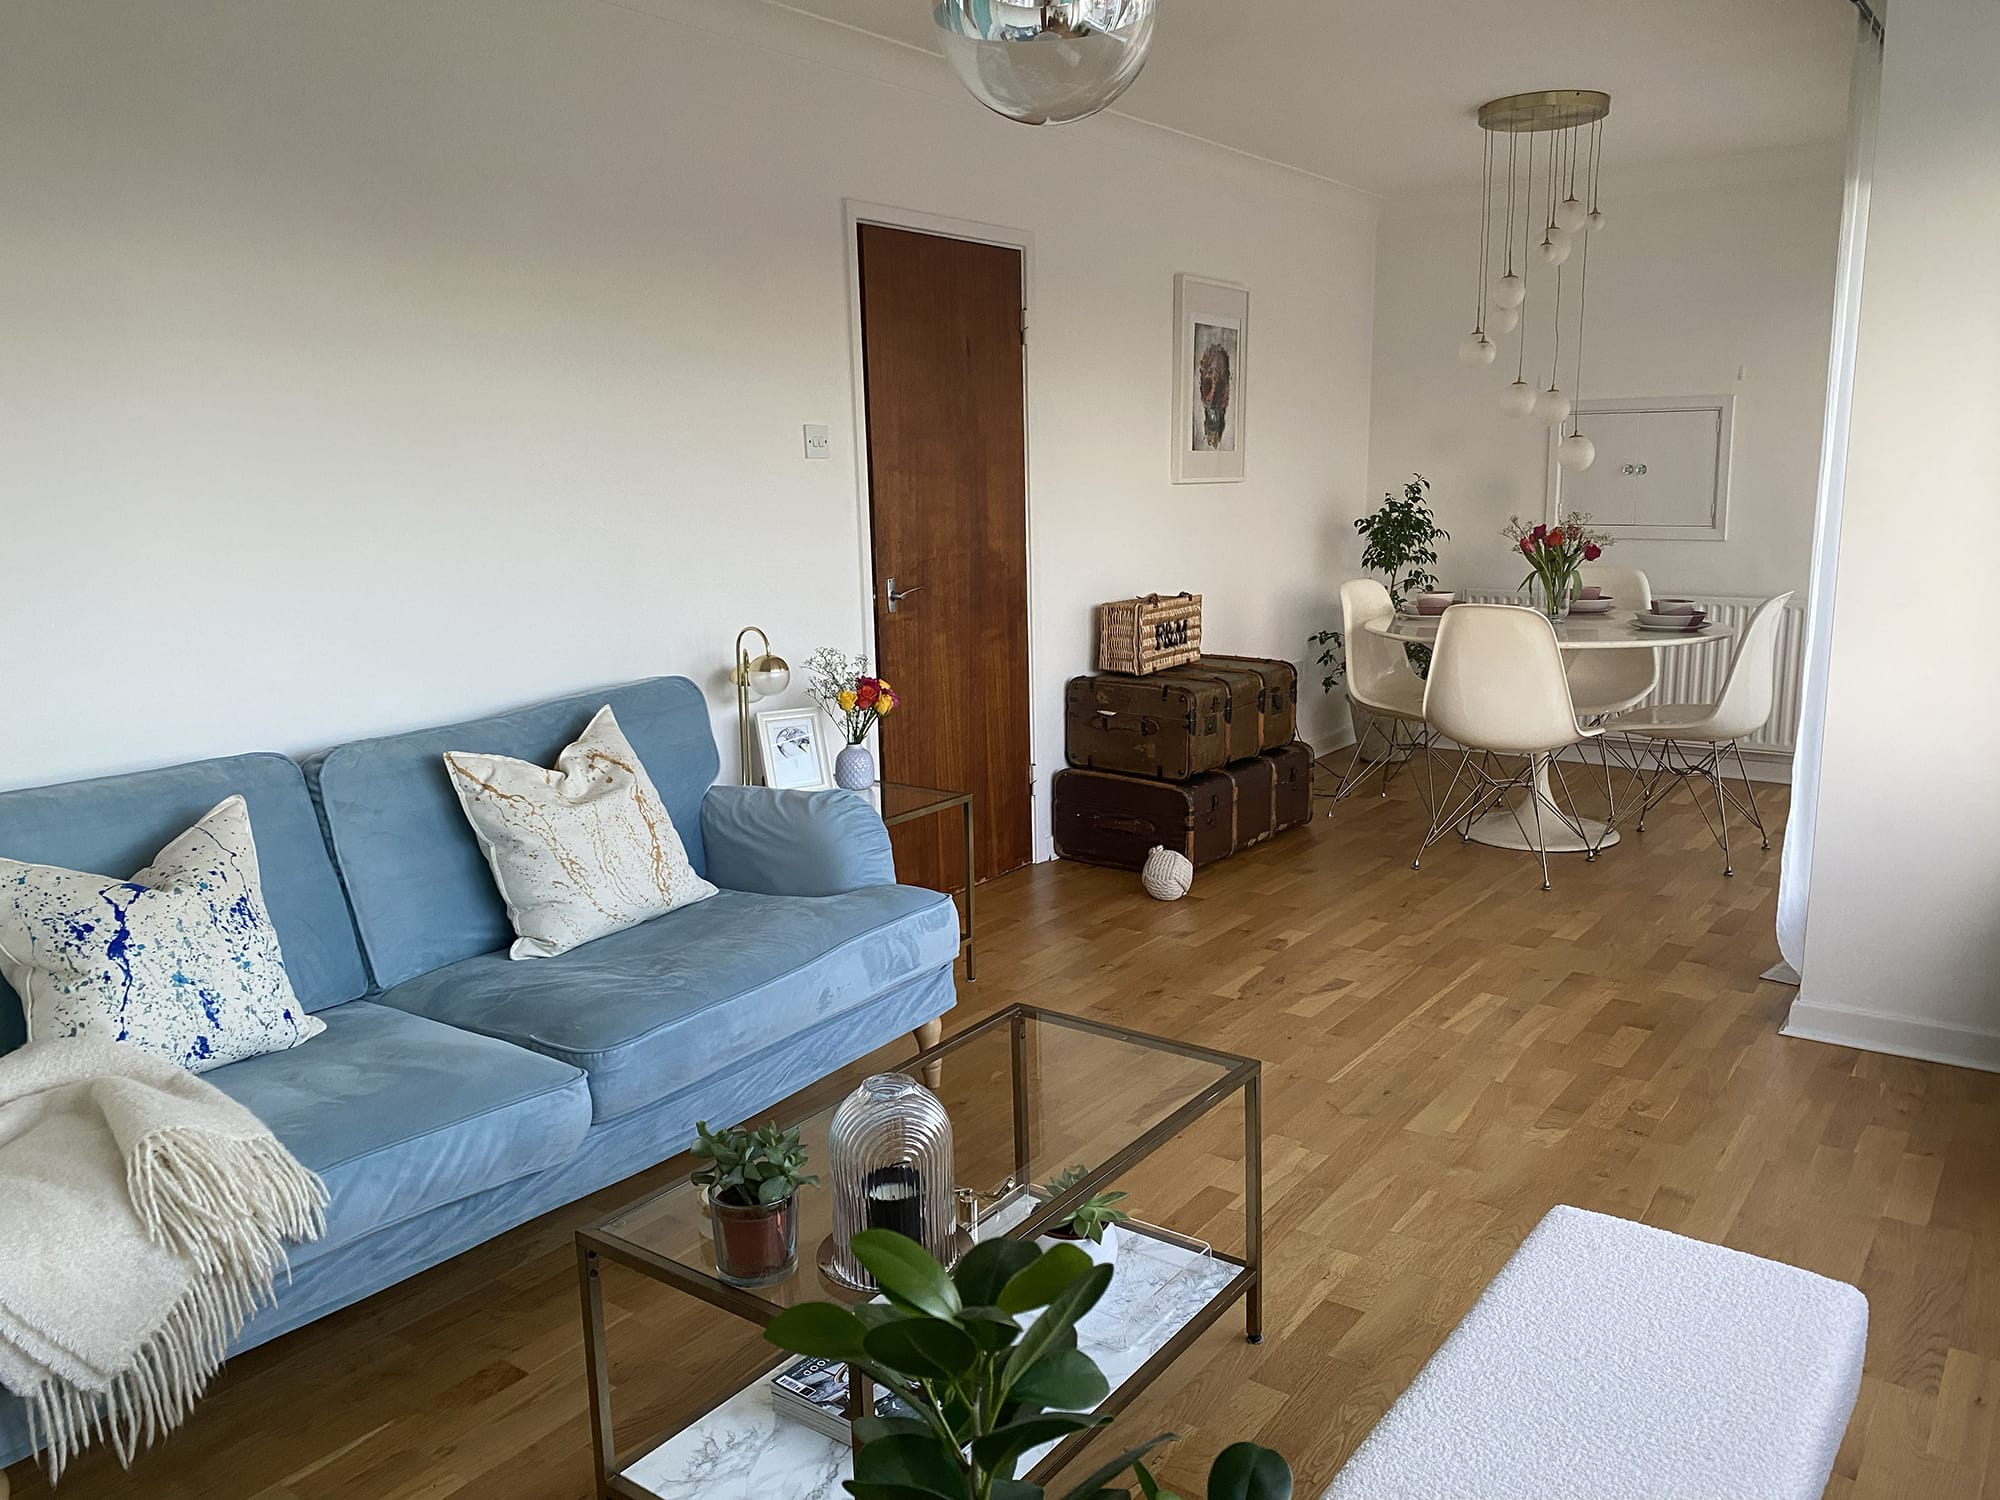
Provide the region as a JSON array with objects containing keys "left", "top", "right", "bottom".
[{"left": 834, "top": 744, "right": 875, "bottom": 791}]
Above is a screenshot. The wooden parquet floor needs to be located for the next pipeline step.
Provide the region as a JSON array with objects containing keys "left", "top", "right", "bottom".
[{"left": 10, "top": 767, "right": 2000, "bottom": 1499}]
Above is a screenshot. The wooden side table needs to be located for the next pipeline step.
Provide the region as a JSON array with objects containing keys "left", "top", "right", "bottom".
[{"left": 873, "top": 782, "right": 975, "bottom": 981}]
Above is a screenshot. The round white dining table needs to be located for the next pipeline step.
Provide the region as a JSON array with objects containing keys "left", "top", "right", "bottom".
[{"left": 1364, "top": 607, "right": 1736, "bottom": 853}]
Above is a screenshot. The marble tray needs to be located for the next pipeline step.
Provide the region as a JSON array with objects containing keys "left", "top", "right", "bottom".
[{"left": 622, "top": 1226, "right": 1235, "bottom": 1500}]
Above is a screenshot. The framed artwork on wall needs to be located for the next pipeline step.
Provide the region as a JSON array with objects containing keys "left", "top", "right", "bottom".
[
  {"left": 755, "top": 707, "right": 832, "bottom": 791},
  {"left": 1172, "top": 274, "right": 1249, "bottom": 483}
]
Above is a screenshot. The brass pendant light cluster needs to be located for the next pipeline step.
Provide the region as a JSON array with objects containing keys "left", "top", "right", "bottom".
[{"left": 1459, "top": 90, "right": 1611, "bottom": 472}]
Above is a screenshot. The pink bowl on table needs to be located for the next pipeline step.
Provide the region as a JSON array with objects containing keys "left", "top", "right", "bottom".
[
  {"left": 1416, "top": 592, "right": 1456, "bottom": 616},
  {"left": 1650, "top": 598, "right": 1699, "bottom": 615}
]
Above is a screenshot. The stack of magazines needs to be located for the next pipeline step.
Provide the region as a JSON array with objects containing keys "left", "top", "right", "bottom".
[{"left": 769, "top": 1356, "right": 919, "bottom": 1442}]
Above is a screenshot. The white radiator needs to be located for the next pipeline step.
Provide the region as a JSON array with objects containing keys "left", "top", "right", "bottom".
[{"left": 1457, "top": 590, "right": 1806, "bottom": 755}]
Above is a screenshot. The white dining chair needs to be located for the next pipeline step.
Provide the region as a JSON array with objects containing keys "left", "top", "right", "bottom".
[
  {"left": 1414, "top": 604, "right": 1607, "bottom": 891},
  {"left": 1566, "top": 564, "right": 1657, "bottom": 718},
  {"left": 1333, "top": 578, "right": 1432, "bottom": 804},
  {"left": 1612, "top": 592, "right": 1794, "bottom": 875}
]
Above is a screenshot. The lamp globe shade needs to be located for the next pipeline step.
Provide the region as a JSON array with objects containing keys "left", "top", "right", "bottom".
[
  {"left": 1554, "top": 195, "right": 1588, "bottom": 233},
  {"left": 1500, "top": 379, "right": 1537, "bottom": 417},
  {"left": 934, "top": 0, "right": 1160, "bottom": 126},
  {"left": 1457, "top": 332, "right": 1497, "bottom": 367},
  {"left": 1537, "top": 229, "right": 1573, "bottom": 266},
  {"left": 1587, "top": 207, "right": 1607, "bottom": 232},
  {"left": 1493, "top": 272, "right": 1527, "bottom": 310},
  {"left": 746, "top": 655, "right": 791, "bottom": 700},
  {"left": 1487, "top": 303, "right": 1520, "bottom": 334},
  {"left": 1534, "top": 386, "right": 1572, "bottom": 426},
  {"left": 1556, "top": 432, "right": 1597, "bottom": 471}
]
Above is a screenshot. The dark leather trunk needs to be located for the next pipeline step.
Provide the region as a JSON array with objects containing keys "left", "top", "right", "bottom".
[
  {"left": 1149, "top": 662, "right": 1268, "bottom": 765},
  {"left": 1196, "top": 655, "right": 1300, "bottom": 751},
  {"left": 1051, "top": 767, "right": 1236, "bottom": 870},
  {"left": 1063, "top": 674, "right": 1230, "bottom": 781}
]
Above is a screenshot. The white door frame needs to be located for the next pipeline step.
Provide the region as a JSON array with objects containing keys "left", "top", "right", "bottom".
[{"left": 841, "top": 199, "right": 1045, "bottom": 860}]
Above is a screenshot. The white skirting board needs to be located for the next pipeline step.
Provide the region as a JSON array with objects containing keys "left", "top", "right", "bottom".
[{"left": 1782, "top": 998, "right": 2000, "bottom": 1074}]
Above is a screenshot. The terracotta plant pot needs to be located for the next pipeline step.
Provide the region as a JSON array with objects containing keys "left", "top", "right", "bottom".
[{"left": 711, "top": 1191, "right": 800, "bottom": 1286}]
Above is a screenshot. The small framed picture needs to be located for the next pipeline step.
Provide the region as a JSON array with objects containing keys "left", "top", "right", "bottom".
[
  {"left": 1173, "top": 274, "right": 1249, "bottom": 483},
  {"left": 756, "top": 708, "right": 832, "bottom": 791}
]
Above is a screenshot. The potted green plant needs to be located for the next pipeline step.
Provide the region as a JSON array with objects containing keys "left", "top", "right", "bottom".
[
  {"left": 692, "top": 1120, "right": 819, "bottom": 1287},
  {"left": 1315, "top": 473, "right": 1451, "bottom": 756},
  {"left": 1038, "top": 1165, "right": 1130, "bottom": 1268},
  {"left": 767, "top": 1229, "right": 1292, "bottom": 1500}
]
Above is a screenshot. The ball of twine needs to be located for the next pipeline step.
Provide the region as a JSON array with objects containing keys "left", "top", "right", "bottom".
[{"left": 1141, "top": 845, "right": 1194, "bottom": 901}]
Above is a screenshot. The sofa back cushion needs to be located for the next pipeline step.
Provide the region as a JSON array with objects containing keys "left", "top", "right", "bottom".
[
  {"left": 0, "top": 753, "right": 371, "bottom": 1056},
  {"left": 308, "top": 678, "right": 721, "bottom": 990}
]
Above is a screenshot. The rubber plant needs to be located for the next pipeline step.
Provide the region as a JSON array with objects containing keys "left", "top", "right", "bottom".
[{"left": 766, "top": 1229, "right": 1291, "bottom": 1500}]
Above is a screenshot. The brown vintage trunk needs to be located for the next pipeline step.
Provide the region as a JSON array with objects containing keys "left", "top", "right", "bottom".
[
  {"left": 1148, "top": 662, "right": 1268, "bottom": 765},
  {"left": 1266, "top": 740, "right": 1315, "bottom": 832},
  {"left": 1223, "top": 755, "right": 1278, "bottom": 850},
  {"left": 1196, "top": 655, "right": 1301, "bottom": 751},
  {"left": 1052, "top": 767, "right": 1236, "bottom": 870},
  {"left": 1063, "top": 674, "right": 1230, "bottom": 781}
]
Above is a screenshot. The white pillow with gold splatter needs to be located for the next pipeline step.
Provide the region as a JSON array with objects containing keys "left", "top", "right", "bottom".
[{"left": 444, "top": 706, "right": 717, "bottom": 959}]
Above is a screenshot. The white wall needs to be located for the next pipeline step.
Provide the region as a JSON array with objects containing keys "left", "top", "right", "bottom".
[
  {"left": 1785, "top": 0, "right": 2000, "bottom": 1071},
  {"left": 1367, "top": 152, "right": 1842, "bottom": 602},
  {"left": 0, "top": 0, "right": 1376, "bottom": 856}
]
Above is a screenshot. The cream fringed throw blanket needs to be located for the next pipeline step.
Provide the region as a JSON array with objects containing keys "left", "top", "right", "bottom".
[{"left": 0, "top": 1040, "right": 326, "bottom": 1479}]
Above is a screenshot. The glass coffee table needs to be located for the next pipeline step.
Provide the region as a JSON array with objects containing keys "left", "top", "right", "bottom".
[{"left": 576, "top": 1004, "right": 1263, "bottom": 1499}]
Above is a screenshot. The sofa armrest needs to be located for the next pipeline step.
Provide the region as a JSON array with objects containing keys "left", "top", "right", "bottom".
[{"left": 700, "top": 786, "right": 896, "bottom": 896}]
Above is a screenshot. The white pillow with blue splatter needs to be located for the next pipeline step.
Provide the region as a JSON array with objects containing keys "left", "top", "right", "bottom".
[{"left": 0, "top": 796, "right": 325, "bottom": 1073}]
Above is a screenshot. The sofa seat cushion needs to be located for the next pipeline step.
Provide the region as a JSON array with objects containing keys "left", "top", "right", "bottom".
[
  {"left": 374, "top": 886, "right": 960, "bottom": 1123},
  {"left": 207, "top": 999, "right": 592, "bottom": 1261}
]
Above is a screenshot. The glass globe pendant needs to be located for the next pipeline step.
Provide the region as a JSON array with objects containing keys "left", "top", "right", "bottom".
[
  {"left": 1487, "top": 303, "right": 1520, "bottom": 334},
  {"left": 1458, "top": 332, "right": 1497, "bottom": 367},
  {"left": 1538, "top": 225, "right": 1573, "bottom": 266},
  {"left": 1535, "top": 385, "right": 1572, "bottom": 427},
  {"left": 1554, "top": 196, "right": 1588, "bottom": 233},
  {"left": 1501, "top": 378, "right": 1537, "bottom": 417},
  {"left": 1556, "top": 431, "right": 1597, "bottom": 471},
  {"left": 1493, "top": 272, "right": 1527, "bottom": 310},
  {"left": 934, "top": 0, "right": 1160, "bottom": 126}
]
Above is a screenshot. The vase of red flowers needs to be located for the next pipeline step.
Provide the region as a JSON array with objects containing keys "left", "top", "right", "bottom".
[
  {"left": 1505, "top": 512, "right": 1612, "bottom": 622},
  {"left": 805, "top": 647, "right": 900, "bottom": 791}
]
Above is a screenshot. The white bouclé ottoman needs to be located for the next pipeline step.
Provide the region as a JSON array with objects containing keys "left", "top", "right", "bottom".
[{"left": 1323, "top": 1206, "right": 1868, "bottom": 1500}]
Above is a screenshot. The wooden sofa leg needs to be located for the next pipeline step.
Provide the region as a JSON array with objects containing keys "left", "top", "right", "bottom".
[
  {"left": 3, "top": 1459, "right": 12, "bottom": 1499},
  {"left": 915, "top": 1018, "right": 943, "bottom": 1090}
]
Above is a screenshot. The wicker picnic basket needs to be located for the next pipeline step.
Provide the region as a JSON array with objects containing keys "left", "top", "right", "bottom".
[{"left": 1097, "top": 592, "right": 1203, "bottom": 675}]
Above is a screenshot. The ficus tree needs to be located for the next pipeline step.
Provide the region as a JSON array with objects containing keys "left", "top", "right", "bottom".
[{"left": 765, "top": 1229, "right": 1291, "bottom": 1500}]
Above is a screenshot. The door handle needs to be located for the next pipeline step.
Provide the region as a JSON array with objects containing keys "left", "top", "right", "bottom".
[{"left": 885, "top": 577, "right": 926, "bottom": 614}]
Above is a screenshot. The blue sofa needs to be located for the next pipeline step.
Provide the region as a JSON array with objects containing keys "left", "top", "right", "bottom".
[{"left": 0, "top": 677, "right": 959, "bottom": 1469}]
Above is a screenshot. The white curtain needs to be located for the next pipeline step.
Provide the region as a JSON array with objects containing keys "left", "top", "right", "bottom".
[{"left": 1776, "top": 15, "right": 1883, "bottom": 980}]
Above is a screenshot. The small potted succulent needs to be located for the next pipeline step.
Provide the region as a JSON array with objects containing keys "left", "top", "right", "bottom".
[
  {"left": 692, "top": 1120, "right": 819, "bottom": 1286},
  {"left": 1038, "top": 1164, "right": 1130, "bottom": 1268}
]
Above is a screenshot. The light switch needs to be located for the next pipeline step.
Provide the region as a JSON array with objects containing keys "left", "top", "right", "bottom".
[{"left": 803, "top": 424, "right": 832, "bottom": 460}]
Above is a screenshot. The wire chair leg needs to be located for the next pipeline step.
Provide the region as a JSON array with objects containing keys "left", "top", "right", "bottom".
[
  {"left": 1730, "top": 741, "right": 1771, "bottom": 850},
  {"left": 1712, "top": 748, "right": 1734, "bottom": 876},
  {"left": 1527, "top": 755, "right": 1552, "bottom": 892}
]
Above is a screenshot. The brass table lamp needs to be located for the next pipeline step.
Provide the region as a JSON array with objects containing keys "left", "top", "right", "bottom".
[{"left": 731, "top": 626, "right": 791, "bottom": 784}]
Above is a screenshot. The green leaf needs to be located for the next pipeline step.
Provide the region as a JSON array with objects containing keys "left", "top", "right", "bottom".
[
  {"left": 853, "top": 1433, "right": 967, "bottom": 1498},
  {"left": 958, "top": 1304, "right": 1024, "bottom": 1354},
  {"left": 854, "top": 1302, "right": 909, "bottom": 1331},
  {"left": 855, "top": 1415, "right": 934, "bottom": 1444},
  {"left": 851, "top": 1231, "right": 963, "bottom": 1321},
  {"left": 863, "top": 1316, "right": 979, "bottom": 1380},
  {"left": 764, "top": 1302, "right": 868, "bottom": 1362},
  {"left": 969, "top": 1413, "right": 1105, "bottom": 1475},
  {"left": 1003, "top": 1262, "right": 1112, "bottom": 1391},
  {"left": 1010, "top": 1346, "right": 1109, "bottom": 1411},
  {"left": 845, "top": 1484, "right": 946, "bottom": 1500},
  {"left": 997, "top": 1242, "right": 1094, "bottom": 1314},
  {"left": 1053, "top": 1435, "right": 1175, "bottom": 1500},
  {"left": 1205, "top": 1443, "right": 1292, "bottom": 1500},
  {"left": 1132, "top": 1461, "right": 1179, "bottom": 1500},
  {"left": 954, "top": 1236, "right": 1041, "bottom": 1307},
  {"left": 991, "top": 1482, "right": 1046, "bottom": 1500}
]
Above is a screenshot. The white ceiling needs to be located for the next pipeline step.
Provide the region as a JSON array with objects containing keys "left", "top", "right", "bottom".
[{"left": 768, "top": 0, "right": 1858, "bottom": 194}]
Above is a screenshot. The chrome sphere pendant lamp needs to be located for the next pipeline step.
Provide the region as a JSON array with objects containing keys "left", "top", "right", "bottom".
[
  {"left": 934, "top": 0, "right": 1160, "bottom": 126},
  {"left": 1463, "top": 91, "right": 1610, "bottom": 473}
]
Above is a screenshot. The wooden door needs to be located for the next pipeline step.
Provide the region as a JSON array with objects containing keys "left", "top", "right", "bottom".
[{"left": 858, "top": 223, "right": 1032, "bottom": 892}]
